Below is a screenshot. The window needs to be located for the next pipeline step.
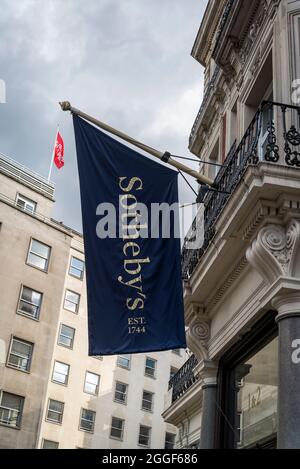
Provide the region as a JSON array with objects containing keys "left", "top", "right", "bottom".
[
  {"left": 7, "top": 337, "right": 33, "bottom": 372},
  {"left": 17, "top": 285, "right": 42, "bottom": 320},
  {"left": 84, "top": 372, "right": 100, "bottom": 395},
  {"left": 0, "top": 392, "right": 24, "bottom": 428},
  {"left": 58, "top": 324, "right": 75, "bottom": 348},
  {"left": 16, "top": 194, "right": 36, "bottom": 214},
  {"left": 64, "top": 290, "right": 80, "bottom": 314},
  {"left": 172, "top": 349, "right": 181, "bottom": 356},
  {"left": 46, "top": 399, "right": 64, "bottom": 424},
  {"left": 117, "top": 354, "right": 131, "bottom": 369},
  {"left": 27, "top": 239, "right": 51, "bottom": 272},
  {"left": 114, "top": 382, "right": 128, "bottom": 404},
  {"left": 42, "top": 439, "right": 59, "bottom": 449},
  {"left": 69, "top": 256, "right": 85, "bottom": 280},
  {"left": 138, "top": 425, "right": 151, "bottom": 447},
  {"left": 79, "top": 408, "right": 96, "bottom": 432},
  {"left": 142, "top": 390, "right": 153, "bottom": 412},
  {"left": 170, "top": 366, "right": 178, "bottom": 380},
  {"left": 165, "top": 432, "right": 176, "bottom": 449},
  {"left": 110, "top": 417, "right": 124, "bottom": 440},
  {"left": 145, "top": 357, "right": 156, "bottom": 378},
  {"left": 52, "top": 361, "right": 70, "bottom": 385}
]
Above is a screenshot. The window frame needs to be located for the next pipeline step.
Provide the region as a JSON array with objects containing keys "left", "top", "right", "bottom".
[
  {"left": 46, "top": 399, "right": 64, "bottom": 425},
  {"left": 138, "top": 424, "right": 151, "bottom": 448},
  {"left": 216, "top": 311, "right": 278, "bottom": 449},
  {"left": 83, "top": 371, "right": 100, "bottom": 396},
  {"left": 165, "top": 432, "right": 176, "bottom": 449},
  {"left": 63, "top": 289, "right": 80, "bottom": 314},
  {"left": 114, "top": 381, "right": 128, "bottom": 405},
  {"left": 145, "top": 357, "right": 157, "bottom": 378},
  {"left": 16, "top": 193, "right": 37, "bottom": 214},
  {"left": 0, "top": 391, "right": 24, "bottom": 429},
  {"left": 17, "top": 284, "right": 43, "bottom": 321},
  {"left": 6, "top": 336, "right": 34, "bottom": 373},
  {"left": 79, "top": 408, "right": 96, "bottom": 433},
  {"left": 41, "top": 439, "right": 59, "bottom": 449},
  {"left": 57, "top": 324, "right": 75, "bottom": 349},
  {"left": 52, "top": 361, "right": 70, "bottom": 386},
  {"left": 26, "top": 238, "right": 51, "bottom": 273},
  {"left": 141, "top": 390, "right": 154, "bottom": 412},
  {"left": 117, "top": 355, "right": 131, "bottom": 370},
  {"left": 69, "top": 256, "right": 85, "bottom": 280},
  {"left": 110, "top": 416, "right": 125, "bottom": 441}
]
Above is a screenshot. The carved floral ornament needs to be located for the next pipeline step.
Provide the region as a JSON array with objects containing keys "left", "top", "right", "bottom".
[{"left": 246, "top": 220, "right": 300, "bottom": 285}]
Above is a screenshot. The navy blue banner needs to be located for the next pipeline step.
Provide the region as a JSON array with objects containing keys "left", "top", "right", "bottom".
[{"left": 73, "top": 115, "right": 186, "bottom": 355}]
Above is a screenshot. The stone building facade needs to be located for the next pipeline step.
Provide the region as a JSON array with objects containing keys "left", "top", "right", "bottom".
[
  {"left": 0, "top": 152, "right": 185, "bottom": 449},
  {"left": 163, "top": 0, "right": 300, "bottom": 449}
]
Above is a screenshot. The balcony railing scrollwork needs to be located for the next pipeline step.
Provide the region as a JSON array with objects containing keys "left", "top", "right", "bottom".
[
  {"left": 168, "top": 354, "right": 198, "bottom": 403},
  {"left": 182, "top": 101, "right": 300, "bottom": 280}
]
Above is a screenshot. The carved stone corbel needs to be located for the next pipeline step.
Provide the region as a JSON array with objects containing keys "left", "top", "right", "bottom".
[
  {"left": 185, "top": 303, "right": 211, "bottom": 362},
  {"left": 246, "top": 220, "right": 300, "bottom": 284}
]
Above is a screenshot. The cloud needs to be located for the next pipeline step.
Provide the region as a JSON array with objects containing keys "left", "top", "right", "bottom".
[{"left": 0, "top": 0, "right": 207, "bottom": 233}]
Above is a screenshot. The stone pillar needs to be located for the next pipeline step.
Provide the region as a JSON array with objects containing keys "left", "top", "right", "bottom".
[
  {"left": 273, "top": 293, "right": 300, "bottom": 449},
  {"left": 199, "top": 360, "right": 218, "bottom": 449}
]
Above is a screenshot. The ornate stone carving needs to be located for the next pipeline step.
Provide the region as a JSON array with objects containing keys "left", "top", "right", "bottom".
[
  {"left": 246, "top": 220, "right": 300, "bottom": 284},
  {"left": 186, "top": 303, "right": 210, "bottom": 363},
  {"left": 239, "top": 0, "right": 269, "bottom": 66}
]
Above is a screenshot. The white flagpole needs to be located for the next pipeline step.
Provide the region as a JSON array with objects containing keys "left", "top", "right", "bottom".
[{"left": 48, "top": 125, "right": 59, "bottom": 182}]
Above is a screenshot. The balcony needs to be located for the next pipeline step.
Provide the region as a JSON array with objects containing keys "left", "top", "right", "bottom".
[
  {"left": 182, "top": 101, "right": 300, "bottom": 280},
  {"left": 168, "top": 354, "right": 199, "bottom": 403}
]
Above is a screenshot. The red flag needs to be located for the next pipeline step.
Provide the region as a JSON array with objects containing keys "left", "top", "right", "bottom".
[{"left": 54, "top": 131, "right": 64, "bottom": 169}]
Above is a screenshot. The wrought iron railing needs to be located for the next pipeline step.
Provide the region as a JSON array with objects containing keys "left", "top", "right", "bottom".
[
  {"left": 168, "top": 354, "right": 198, "bottom": 403},
  {"left": 189, "top": 66, "right": 221, "bottom": 148},
  {"left": 182, "top": 101, "right": 300, "bottom": 280}
]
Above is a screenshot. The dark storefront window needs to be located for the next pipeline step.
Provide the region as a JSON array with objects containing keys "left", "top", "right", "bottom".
[{"left": 217, "top": 311, "right": 278, "bottom": 449}]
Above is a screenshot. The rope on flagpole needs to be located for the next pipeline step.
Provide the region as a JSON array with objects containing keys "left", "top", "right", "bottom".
[{"left": 59, "top": 101, "right": 214, "bottom": 187}]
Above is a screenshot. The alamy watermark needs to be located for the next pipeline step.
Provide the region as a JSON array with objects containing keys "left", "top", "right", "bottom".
[{"left": 0, "top": 79, "right": 6, "bottom": 103}]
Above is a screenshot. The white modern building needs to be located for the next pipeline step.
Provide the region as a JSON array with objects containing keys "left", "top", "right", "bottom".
[{"left": 0, "top": 152, "right": 186, "bottom": 449}]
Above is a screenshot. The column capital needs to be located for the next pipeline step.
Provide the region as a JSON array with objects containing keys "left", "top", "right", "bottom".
[
  {"left": 272, "top": 292, "right": 300, "bottom": 322},
  {"left": 198, "top": 359, "right": 218, "bottom": 387}
]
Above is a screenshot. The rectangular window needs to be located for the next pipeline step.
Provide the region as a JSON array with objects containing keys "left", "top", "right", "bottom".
[
  {"left": 117, "top": 355, "right": 131, "bottom": 369},
  {"left": 110, "top": 417, "right": 124, "bottom": 440},
  {"left": 17, "top": 285, "right": 42, "bottom": 320},
  {"left": 0, "top": 392, "right": 24, "bottom": 428},
  {"left": 52, "top": 361, "right": 70, "bottom": 385},
  {"left": 64, "top": 290, "right": 80, "bottom": 314},
  {"left": 145, "top": 357, "right": 156, "bottom": 378},
  {"left": 16, "top": 194, "right": 36, "bottom": 214},
  {"left": 69, "top": 256, "right": 85, "bottom": 280},
  {"left": 114, "top": 382, "right": 128, "bottom": 404},
  {"left": 84, "top": 372, "right": 100, "bottom": 395},
  {"left": 7, "top": 337, "right": 33, "bottom": 372},
  {"left": 138, "top": 425, "right": 151, "bottom": 447},
  {"left": 46, "top": 399, "right": 64, "bottom": 424},
  {"left": 58, "top": 324, "right": 75, "bottom": 349},
  {"left": 27, "top": 239, "right": 51, "bottom": 272},
  {"left": 42, "top": 439, "right": 59, "bottom": 449},
  {"left": 165, "top": 432, "right": 176, "bottom": 449},
  {"left": 142, "top": 391, "right": 153, "bottom": 412},
  {"left": 79, "top": 408, "right": 96, "bottom": 432}
]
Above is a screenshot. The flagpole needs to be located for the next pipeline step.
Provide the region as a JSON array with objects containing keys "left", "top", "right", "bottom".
[
  {"left": 48, "top": 125, "right": 59, "bottom": 182},
  {"left": 59, "top": 101, "right": 214, "bottom": 186}
]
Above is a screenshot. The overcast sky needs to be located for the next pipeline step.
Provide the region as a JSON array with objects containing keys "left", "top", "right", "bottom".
[{"left": 0, "top": 0, "right": 207, "bottom": 232}]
